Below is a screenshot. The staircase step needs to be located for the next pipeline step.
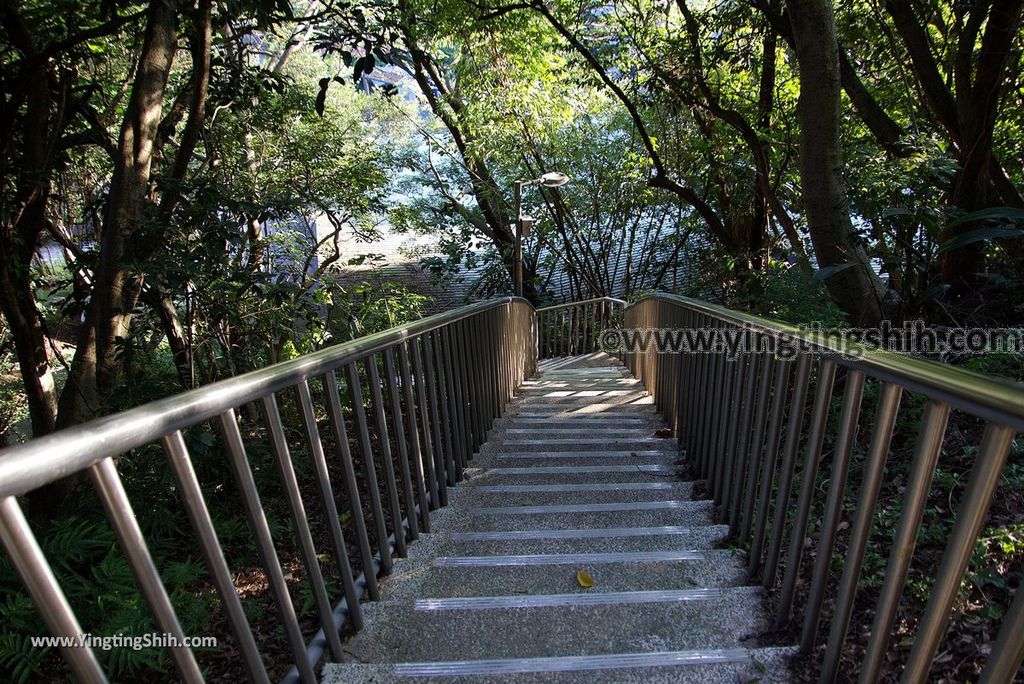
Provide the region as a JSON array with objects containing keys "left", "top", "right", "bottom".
[
  {"left": 371, "top": 548, "right": 748, "bottom": 601},
  {"left": 321, "top": 647, "right": 796, "bottom": 683},
  {"left": 467, "top": 500, "right": 707, "bottom": 515},
  {"left": 512, "top": 406, "right": 658, "bottom": 418},
  {"left": 518, "top": 394, "right": 654, "bottom": 406},
  {"left": 464, "top": 464, "right": 686, "bottom": 485},
  {"left": 518, "top": 387, "right": 646, "bottom": 396},
  {"left": 338, "top": 586, "right": 768, "bottom": 663},
  {"left": 443, "top": 501, "right": 715, "bottom": 531},
  {"left": 532, "top": 371, "right": 635, "bottom": 377},
  {"left": 434, "top": 525, "right": 730, "bottom": 556},
  {"left": 496, "top": 438, "right": 676, "bottom": 451},
  {"left": 457, "top": 481, "right": 695, "bottom": 507},
  {"left": 412, "top": 587, "right": 755, "bottom": 611},
  {"left": 537, "top": 366, "right": 628, "bottom": 376},
  {"left": 520, "top": 382, "right": 644, "bottom": 390},
  {"left": 502, "top": 427, "right": 660, "bottom": 437},
  {"left": 503, "top": 418, "right": 662, "bottom": 428},
  {"left": 492, "top": 454, "right": 680, "bottom": 469}
]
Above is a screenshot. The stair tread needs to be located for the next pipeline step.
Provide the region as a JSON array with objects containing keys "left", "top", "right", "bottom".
[
  {"left": 340, "top": 590, "right": 771, "bottom": 662},
  {"left": 323, "top": 647, "right": 795, "bottom": 683}
]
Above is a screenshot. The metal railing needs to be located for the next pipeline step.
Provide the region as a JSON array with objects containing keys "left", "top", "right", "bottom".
[
  {"left": 0, "top": 297, "right": 535, "bottom": 684},
  {"left": 537, "top": 296, "right": 625, "bottom": 359},
  {"left": 623, "top": 293, "right": 1024, "bottom": 683}
]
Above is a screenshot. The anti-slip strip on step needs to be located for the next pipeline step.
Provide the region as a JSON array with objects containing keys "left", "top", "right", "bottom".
[
  {"left": 507, "top": 419, "right": 659, "bottom": 426},
  {"left": 450, "top": 526, "right": 706, "bottom": 541},
  {"left": 469, "top": 482, "right": 677, "bottom": 493},
  {"left": 512, "top": 411, "right": 655, "bottom": 417},
  {"left": 500, "top": 439, "right": 669, "bottom": 446},
  {"left": 520, "top": 383, "right": 643, "bottom": 388},
  {"left": 413, "top": 587, "right": 745, "bottom": 611},
  {"left": 392, "top": 648, "right": 753, "bottom": 676},
  {"left": 483, "top": 465, "right": 676, "bottom": 474},
  {"left": 470, "top": 500, "right": 702, "bottom": 515},
  {"left": 503, "top": 428, "right": 655, "bottom": 434},
  {"left": 434, "top": 550, "right": 706, "bottom": 566},
  {"left": 497, "top": 451, "right": 677, "bottom": 460},
  {"left": 513, "top": 411, "right": 658, "bottom": 418}
]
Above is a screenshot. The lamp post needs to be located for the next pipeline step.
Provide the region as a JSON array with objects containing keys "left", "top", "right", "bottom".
[{"left": 514, "top": 172, "right": 570, "bottom": 296}]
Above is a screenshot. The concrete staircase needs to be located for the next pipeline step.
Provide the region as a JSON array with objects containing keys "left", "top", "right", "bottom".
[{"left": 322, "top": 353, "right": 794, "bottom": 682}]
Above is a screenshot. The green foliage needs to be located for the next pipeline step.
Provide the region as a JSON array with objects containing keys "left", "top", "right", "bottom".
[{"left": 0, "top": 513, "right": 218, "bottom": 682}]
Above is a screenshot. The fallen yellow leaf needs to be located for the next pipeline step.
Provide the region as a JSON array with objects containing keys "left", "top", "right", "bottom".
[{"left": 576, "top": 570, "right": 595, "bottom": 588}]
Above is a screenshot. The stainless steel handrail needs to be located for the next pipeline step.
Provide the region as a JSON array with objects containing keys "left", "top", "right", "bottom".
[
  {"left": 0, "top": 296, "right": 537, "bottom": 684},
  {"left": 636, "top": 293, "right": 1024, "bottom": 430},
  {"left": 537, "top": 296, "right": 626, "bottom": 359},
  {"left": 536, "top": 296, "right": 627, "bottom": 312},
  {"left": 0, "top": 298, "right": 530, "bottom": 499},
  {"left": 622, "top": 293, "right": 1024, "bottom": 683}
]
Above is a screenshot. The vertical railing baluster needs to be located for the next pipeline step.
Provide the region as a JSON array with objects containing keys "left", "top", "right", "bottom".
[
  {"left": 585, "top": 301, "right": 594, "bottom": 353},
  {"left": 709, "top": 321, "right": 730, "bottom": 479},
  {"left": 859, "top": 400, "right": 951, "bottom": 683},
  {"left": 688, "top": 327, "right": 710, "bottom": 466},
  {"left": 397, "top": 342, "right": 431, "bottom": 531},
  {"left": 365, "top": 356, "right": 408, "bottom": 557},
  {"left": 162, "top": 431, "right": 269, "bottom": 683},
  {"left": 700, "top": 334, "right": 723, "bottom": 479},
  {"left": 428, "top": 329, "right": 456, "bottom": 481},
  {"left": 0, "top": 497, "right": 108, "bottom": 684},
  {"left": 491, "top": 308, "right": 504, "bottom": 419},
  {"left": 217, "top": 409, "right": 316, "bottom": 683},
  {"left": 409, "top": 337, "right": 440, "bottom": 508},
  {"left": 542, "top": 309, "right": 547, "bottom": 359},
  {"left": 324, "top": 371, "right": 379, "bottom": 597},
  {"left": 728, "top": 350, "right": 763, "bottom": 530},
  {"left": 262, "top": 393, "right": 345, "bottom": 661},
  {"left": 88, "top": 457, "right": 204, "bottom": 681},
  {"left": 561, "top": 307, "right": 568, "bottom": 357},
  {"left": 756, "top": 353, "right": 811, "bottom": 581},
  {"left": 742, "top": 355, "right": 789, "bottom": 545},
  {"left": 570, "top": 305, "right": 577, "bottom": 356},
  {"left": 344, "top": 362, "right": 394, "bottom": 573},
  {"left": 295, "top": 381, "right": 365, "bottom": 629},
  {"left": 820, "top": 381, "right": 902, "bottom": 683},
  {"left": 800, "top": 368, "right": 866, "bottom": 651},
  {"left": 734, "top": 349, "right": 772, "bottom": 537},
  {"left": 712, "top": 329, "right": 734, "bottom": 497},
  {"left": 382, "top": 348, "right": 420, "bottom": 540},
  {"left": 424, "top": 331, "right": 454, "bottom": 489},
  {"left": 902, "top": 422, "right": 1017, "bottom": 681},
  {"left": 443, "top": 325, "right": 469, "bottom": 474},
  {"left": 717, "top": 349, "right": 748, "bottom": 507},
  {"left": 775, "top": 358, "right": 837, "bottom": 627},
  {"left": 979, "top": 572, "right": 1024, "bottom": 683},
  {"left": 468, "top": 316, "right": 486, "bottom": 443},
  {"left": 453, "top": 320, "right": 476, "bottom": 450}
]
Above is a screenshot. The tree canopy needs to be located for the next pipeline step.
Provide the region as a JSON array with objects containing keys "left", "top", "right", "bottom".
[{"left": 2, "top": 0, "right": 1022, "bottom": 441}]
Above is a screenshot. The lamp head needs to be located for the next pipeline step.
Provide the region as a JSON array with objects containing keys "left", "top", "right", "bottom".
[{"left": 538, "top": 172, "right": 570, "bottom": 187}]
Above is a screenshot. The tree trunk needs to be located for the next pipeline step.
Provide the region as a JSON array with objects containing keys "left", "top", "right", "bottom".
[
  {"left": 787, "top": 0, "right": 888, "bottom": 325},
  {"left": 0, "top": 12, "right": 63, "bottom": 440},
  {"left": 58, "top": 0, "right": 178, "bottom": 427},
  {"left": 942, "top": 0, "right": 1023, "bottom": 287},
  {"left": 0, "top": 260, "right": 57, "bottom": 436}
]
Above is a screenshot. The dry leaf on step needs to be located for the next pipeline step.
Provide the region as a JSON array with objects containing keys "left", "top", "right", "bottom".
[{"left": 576, "top": 570, "right": 595, "bottom": 588}]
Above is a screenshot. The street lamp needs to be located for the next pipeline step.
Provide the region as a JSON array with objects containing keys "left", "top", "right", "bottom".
[{"left": 514, "top": 172, "right": 570, "bottom": 296}]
